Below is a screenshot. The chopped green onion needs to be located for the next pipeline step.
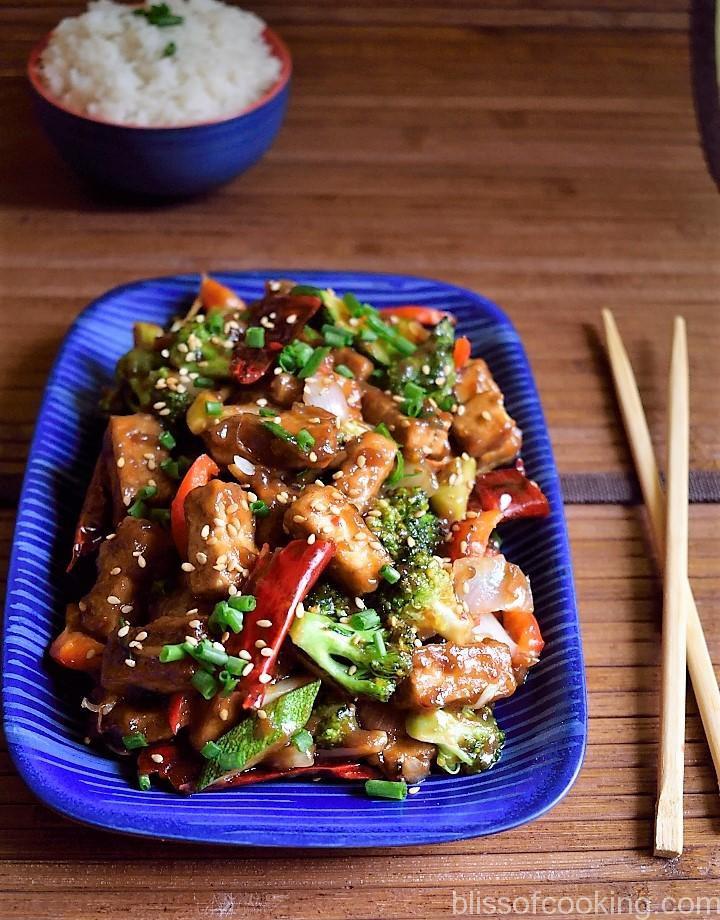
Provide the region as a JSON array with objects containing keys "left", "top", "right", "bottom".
[
  {"left": 193, "top": 638, "right": 228, "bottom": 668},
  {"left": 365, "top": 779, "right": 408, "bottom": 800},
  {"left": 403, "top": 381, "right": 426, "bottom": 401},
  {"left": 296, "top": 428, "right": 316, "bottom": 452},
  {"left": 225, "top": 655, "right": 248, "bottom": 677},
  {"left": 386, "top": 448, "right": 405, "bottom": 488},
  {"left": 343, "top": 292, "right": 366, "bottom": 316},
  {"left": 297, "top": 345, "right": 331, "bottom": 380},
  {"left": 278, "top": 340, "right": 314, "bottom": 374},
  {"left": 127, "top": 498, "right": 147, "bottom": 518},
  {"left": 206, "top": 310, "right": 224, "bottom": 334},
  {"left": 259, "top": 407, "right": 277, "bottom": 417},
  {"left": 372, "top": 630, "right": 387, "bottom": 657},
  {"left": 245, "top": 326, "right": 265, "bottom": 348},
  {"left": 262, "top": 420, "right": 294, "bottom": 443},
  {"left": 359, "top": 328, "right": 378, "bottom": 342},
  {"left": 335, "top": 364, "right": 355, "bottom": 379},
  {"left": 380, "top": 564, "right": 401, "bottom": 585},
  {"left": 195, "top": 375, "right": 214, "bottom": 387},
  {"left": 228, "top": 594, "right": 257, "bottom": 612},
  {"left": 291, "top": 729, "right": 313, "bottom": 753},
  {"left": 209, "top": 601, "right": 244, "bottom": 635},
  {"left": 133, "top": 4, "right": 184, "bottom": 27},
  {"left": 160, "top": 457, "right": 180, "bottom": 478},
  {"left": 162, "top": 40, "right": 176, "bottom": 57},
  {"left": 375, "top": 422, "right": 394, "bottom": 441},
  {"left": 138, "top": 774, "right": 152, "bottom": 791},
  {"left": 205, "top": 400, "right": 223, "bottom": 417},
  {"left": 159, "top": 643, "right": 186, "bottom": 663},
  {"left": 290, "top": 284, "right": 326, "bottom": 302},
  {"left": 250, "top": 499, "right": 270, "bottom": 517},
  {"left": 122, "top": 732, "right": 148, "bottom": 751},
  {"left": 364, "top": 313, "right": 416, "bottom": 356},
  {"left": 201, "top": 740, "right": 222, "bottom": 760},
  {"left": 403, "top": 398, "right": 424, "bottom": 418},
  {"left": 191, "top": 669, "right": 218, "bottom": 700},
  {"left": 218, "top": 669, "right": 239, "bottom": 696},
  {"left": 322, "top": 324, "right": 354, "bottom": 348},
  {"left": 349, "top": 610, "right": 381, "bottom": 630},
  {"left": 159, "top": 430, "right": 176, "bottom": 450}
]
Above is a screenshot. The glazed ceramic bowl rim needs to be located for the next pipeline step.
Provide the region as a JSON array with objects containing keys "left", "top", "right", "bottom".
[{"left": 27, "top": 25, "right": 292, "bottom": 131}]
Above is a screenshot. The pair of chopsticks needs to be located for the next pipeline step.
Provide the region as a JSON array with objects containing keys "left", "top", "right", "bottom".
[{"left": 603, "top": 311, "right": 720, "bottom": 858}]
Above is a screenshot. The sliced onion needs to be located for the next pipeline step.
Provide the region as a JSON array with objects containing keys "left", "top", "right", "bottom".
[
  {"left": 232, "top": 456, "right": 256, "bottom": 476},
  {"left": 317, "top": 730, "right": 389, "bottom": 759},
  {"left": 267, "top": 743, "right": 315, "bottom": 771},
  {"left": 469, "top": 612, "right": 517, "bottom": 658},
  {"left": 453, "top": 554, "right": 533, "bottom": 619},
  {"left": 260, "top": 676, "right": 314, "bottom": 708},
  {"left": 303, "top": 373, "right": 351, "bottom": 422}
]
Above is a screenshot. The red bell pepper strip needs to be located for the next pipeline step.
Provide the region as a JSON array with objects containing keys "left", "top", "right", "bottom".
[
  {"left": 471, "top": 468, "right": 550, "bottom": 522},
  {"left": 226, "top": 539, "right": 336, "bottom": 710},
  {"left": 49, "top": 627, "right": 104, "bottom": 672},
  {"left": 199, "top": 275, "right": 243, "bottom": 311},
  {"left": 137, "top": 743, "right": 201, "bottom": 794},
  {"left": 67, "top": 449, "right": 111, "bottom": 572},
  {"left": 231, "top": 292, "right": 323, "bottom": 385},
  {"left": 448, "top": 509, "right": 504, "bottom": 562},
  {"left": 453, "top": 335, "right": 472, "bottom": 369},
  {"left": 170, "top": 453, "right": 219, "bottom": 556},
  {"left": 168, "top": 692, "right": 192, "bottom": 736},
  {"left": 379, "top": 305, "right": 453, "bottom": 326},
  {"left": 205, "top": 761, "right": 379, "bottom": 791},
  {"left": 502, "top": 610, "right": 545, "bottom": 671}
]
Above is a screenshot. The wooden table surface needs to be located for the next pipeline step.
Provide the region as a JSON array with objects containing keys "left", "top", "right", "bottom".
[{"left": 2, "top": 3, "right": 720, "bottom": 918}]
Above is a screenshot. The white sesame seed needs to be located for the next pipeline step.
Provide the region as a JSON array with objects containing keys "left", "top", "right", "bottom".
[
  {"left": 239, "top": 649, "right": 252, "bottom": 660},
  {"left": 151, "top": 753, "right": 164, "bottom": 764},
  {"left": 118, "top": 624, "right": 130, "bottom": 637},
  {"left": 153, "top": 401, "right": 166, "bottom": 410},
  {"left": 332, "top": 470, "right": 344, "bottom": 480},
  {"left": 85, "top": 648, "right": 96, "bottom": 660},
  {"left": 256, "top": 397, "right": 268, "bottom": 406},
  {"left": 184, "top": 635, "right": 198, "bottom": 647},
  {"left": 196, "top": 552, "right": 208, "bottom": 565},
  {"left": 481, "top": 410, "right": 493, "bottom": 422},
  {"left": 125, "top": 658, "right": 136, "bottom": 668},
  {"left": 219, "top": 709, "right": 229, "bottom": 721},
  {"left": 121, "top": 604, "right": 133, "bottom": 615},
  {"left": 286, "top": 314, "right": 297, "bottom": 325},
  {"left": 181, "top": 562, "right": 196, "bottom": 572},
  {"left": 110, "top": 566, "right": 121, "bottom": 576},
  {"left": 256, "top": 619, "right": 273, "bottom": 628},
  {"left": 188, "top": 619, "right": 201, "bottom": 629},
  {"left": 258, "top": 673, "right": 272, "bottom": 684},
  {"left": 273, "top": 367, "right": 282, "bottom": 375},
  {"left": 260, "top": 647, "right": 273, "bottom": 658},
  {"left": 216, "top": 553, "right": 228, "bottom": 565},
  {"left": 347, "top": 665, "right": 358, "bottom": 675},
  {"left": 357, "top": 454, "right": 367, "bottom": 468},
  {"left": 128, "top": 640, "right": 141, "bottom": 650},
  {"left": 107, "top": 595, "right": 121, "bottom": 605},
  {"left": 135, "top": 631, "right": 148, "bottom": 642},
  {"left": 159, "top": 408, "right": 171, "bottom": 416},
  {"left": 137, "top": 555, "right": 146, "bottom": 568},
  {"left": 116, "top": 456, "right": 126, "bottom": 469},
  {"left": 314, "top": 479, "right": 324, "bottom": 487},
  {"left": 78, "top": 600, "right": 87, "bottom": 612},
  {"left": 242, "top": 663, "right": 254, "bottom": 677},
  {"left": 499, "top": 493, "right": 512, "bottom": 511},
  {"left": 408, "top": 786, "right": 421, "bottom": 795},
  {"left": 200, "top": 525, "right": 210, "bottom": 540},
  {"left": 306, "top": 533, "right": 316, "bottom": 545},
  {"left": 228, "top": 585, "right": 238, "bottom": 596},
  {"left": 308, "top": 452, "right": 318, "bottom": 463},
  {"left": 354, "top": 596, "right": 365, "bottom": 609},
  {"left": 457, "top": 404, "right": 466, "bottom": 416},
  {"left": 257, "top": 709, "right": 268, "bottom": 720}
]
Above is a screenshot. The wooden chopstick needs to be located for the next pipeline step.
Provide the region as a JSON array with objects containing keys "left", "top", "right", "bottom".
[
  {"left": 654, "top": 316, "right": 689, "bottom": 857},
  {"left": 602, "top": 311, "right": 720, "bottom": 851}
]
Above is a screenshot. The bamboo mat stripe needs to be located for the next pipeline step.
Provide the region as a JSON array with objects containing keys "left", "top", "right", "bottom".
[{"left": 560, "top": 471, "right": 720, "bottom": 504}]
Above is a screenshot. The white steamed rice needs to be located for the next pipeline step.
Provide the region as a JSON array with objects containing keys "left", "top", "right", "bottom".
[{"left": 39, "top": 0, "right": 282, "bottom": 127}]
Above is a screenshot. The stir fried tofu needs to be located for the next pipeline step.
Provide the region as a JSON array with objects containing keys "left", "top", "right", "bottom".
[
  {"left": 203, "top": 403, "right": 342, "bottom": 470},
  {"left": 284, "top": 484, "right": 391, "bottom": 594},
  {"left": 452, "top": 360, "right": 522, "bottom": 470},
  {"left": 358, "top": 702, "right": 436, "bottom": 784},
  {"left": 269, "top": 371, "right": 304, "bottom": 407},
  {"left": 107, "top": 414, "right": 174, "bottom": 516},
  {"left": 331, "top": 347, "right": 374, "bottom": 381},
  {"left": 184, "top": 480, "right": 257, "bottom": 598},
  {"left": 335, "top": 430, "right": 397, "bottom": 512},
  {"left": 361, "top": 385, "right": 451, "bottom": 461},
  {"left": 79, "top": 517, "right": 172, "bottom": 640},
  {"left": 395, "top": 640, "right": 517, "bottom": 709},
  {"left": 102, "top": 613, "right": 204, "bottom": 695}
]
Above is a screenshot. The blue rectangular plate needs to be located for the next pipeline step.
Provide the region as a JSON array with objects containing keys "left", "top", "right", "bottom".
[{"left": 3, "top": 271, "right": 586, "bottom": 847}]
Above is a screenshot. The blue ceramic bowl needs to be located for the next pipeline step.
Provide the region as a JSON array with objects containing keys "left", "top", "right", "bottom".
[
  {"left": 2, "top": 271, "right": 587, "bottom": 847},
  {"left": 27, "top": 29, "right": 291, "bottom": 197}
]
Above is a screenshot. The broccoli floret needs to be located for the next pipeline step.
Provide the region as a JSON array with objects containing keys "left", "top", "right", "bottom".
[
  {"left": 310, "top": 697, "right": 360, "bottom": 748},
  {"left": 367, "top": 488, "right": 442, "bottom": 561},
  {"left": 304, "top": 582, "right": 353, "bottom": 620},
  {"left": 378, "top": 550, "right": 472, "bottom": 645},
  {"left": 406, "top": 706, "right": 505, "bottom": 774},
  {"left": 386, "top": 317, "right": 457, "bottom": 412},
  {"left": 289, "top": 609, "right": 412, "bottom": 703},
  {"left": 168, "top": 309, "right": 235, "bottom": 380}
]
